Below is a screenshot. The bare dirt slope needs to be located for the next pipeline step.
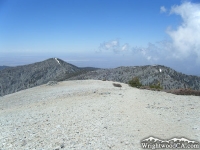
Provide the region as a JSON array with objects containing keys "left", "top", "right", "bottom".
[{"left": 0, "top": 80, "right": 199, "bottom": 150}]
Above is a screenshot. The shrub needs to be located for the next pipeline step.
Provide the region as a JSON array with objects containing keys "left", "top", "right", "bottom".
[
  {"left": 128, "top": 77, "right": 142, "bottom": 88},
  {"left": 128, "top": 77, "right": 163, "bottom": 91},
  {"left": 149, "top": 82, "right": 163, "bottom": 90}
]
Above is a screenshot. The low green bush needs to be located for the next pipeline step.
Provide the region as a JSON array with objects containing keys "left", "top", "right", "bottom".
[
  {"left": 129, "top": 77, "right": 163, "bottom": 90},
  {"left": 128, "top": 77, "right": 142, "bottom": 88},
  {"left": 149, "top": 82, "right": 163, "bottom": 90}
]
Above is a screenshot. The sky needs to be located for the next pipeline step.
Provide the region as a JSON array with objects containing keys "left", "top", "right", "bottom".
[{"left": 0, "top": 0, "right": 200, "bottom": 75}]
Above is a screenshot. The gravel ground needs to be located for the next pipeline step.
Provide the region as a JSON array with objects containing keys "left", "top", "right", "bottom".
[{"left": 0, "top": 80, "right": 199, "bottom": 150}]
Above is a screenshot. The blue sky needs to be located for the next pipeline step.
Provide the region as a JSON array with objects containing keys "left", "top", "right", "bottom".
[{"left": 0, "top": 0, "right": 200, "bottom": 75}]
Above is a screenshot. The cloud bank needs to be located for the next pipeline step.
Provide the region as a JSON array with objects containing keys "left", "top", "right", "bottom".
[
  {"left": 167, "top": 2, "right": 200, "bottom": 60},
  {"left": 95, "top": 2, "right": 200, "bottom": 74},
  {"left": 98, "top": 39, "right": 129, "bottom": 53}
]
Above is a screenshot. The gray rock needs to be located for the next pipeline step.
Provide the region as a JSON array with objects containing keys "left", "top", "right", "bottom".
[{"left": 60, "top": 143, "right": 65, "bottom": 148}]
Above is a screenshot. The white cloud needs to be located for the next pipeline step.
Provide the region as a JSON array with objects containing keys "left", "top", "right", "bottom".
[
  {"left": 104, "top": 40, "right": 119, "bottom": 49},
  {"left": 132, "top": 43, "right": 160, "bottom": 62},
  {"left": 160, "top": 6, "right": 167, "bottom": 13},
  {"left": 99, "top": 40, "right": 119, "bottom": 52},
  {"left": 167, "top": 2, "right": 200, "bottom": 60},
  {"left": 121, "top": 43, "right": 129, "bottom": 51},
  {"left": 98, "top": 39, "right": 130, "bottom": 53}
]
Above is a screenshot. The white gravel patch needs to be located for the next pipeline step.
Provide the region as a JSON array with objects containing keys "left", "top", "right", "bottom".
[{"left": 0, "top": 80, "right": 199, "bottom": 150}]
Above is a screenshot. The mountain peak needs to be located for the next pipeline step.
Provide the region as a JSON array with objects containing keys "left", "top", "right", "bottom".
[{"left": 0, "top": 58, "right": 82, "bottom": 96}]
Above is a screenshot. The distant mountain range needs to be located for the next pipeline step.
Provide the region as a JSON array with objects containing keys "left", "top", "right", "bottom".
[
  {"left": 0, "top": 66, "right": 10, "bottom": 70},
  {"left": 0, "top": 58, "right": 200, "bottom": 96}
]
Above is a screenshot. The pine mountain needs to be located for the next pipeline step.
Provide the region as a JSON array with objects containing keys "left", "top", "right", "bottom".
[
  {"left": 0, "top": 58, "right": 96, "bottom": 96},
  {"left": 67, "top": 65, "right": 200, "bottom": 90}
]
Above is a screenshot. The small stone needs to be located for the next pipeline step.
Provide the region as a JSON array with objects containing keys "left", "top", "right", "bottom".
[
  {"left": 125, "top": 141, "right": 129, "bottom": 145},
  {"left": 60, "top": 143, "right": 65, "bottom": 148}
]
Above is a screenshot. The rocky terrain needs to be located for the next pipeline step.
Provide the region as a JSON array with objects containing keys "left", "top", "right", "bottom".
[
  {"left": 67, "top": 65, "right": 200, "bottom": 90},
  {"left": 1, "top": 58, "right": 200, "bottom": 97},
  {"left": 0, "top": 80, "right": 199, "bottom": 150}
]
